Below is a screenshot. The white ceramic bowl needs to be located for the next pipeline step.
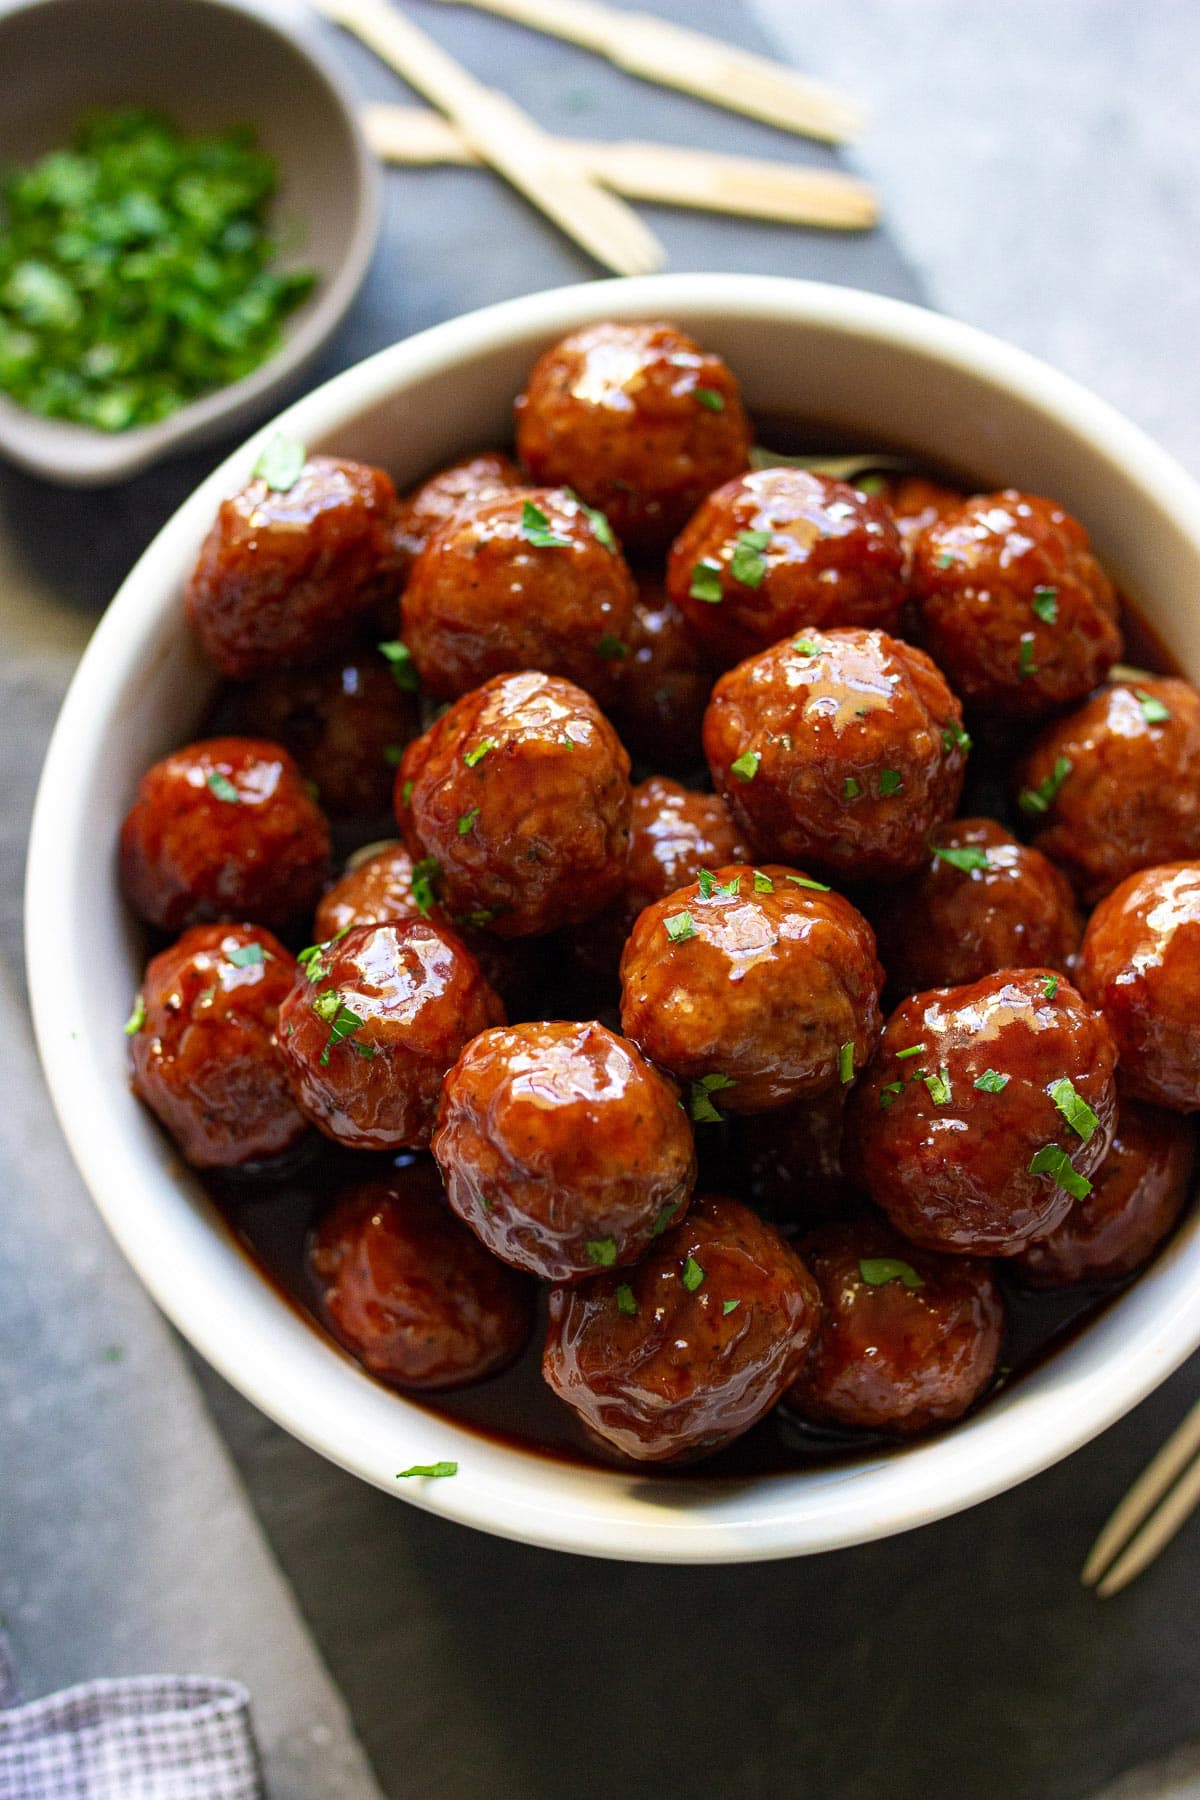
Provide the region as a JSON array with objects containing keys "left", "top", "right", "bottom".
[{"left": 26, "top": 274, "right": 1200, "bottom": 1562}]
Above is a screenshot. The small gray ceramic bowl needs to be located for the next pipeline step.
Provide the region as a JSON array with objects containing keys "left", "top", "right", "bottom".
[{"left": 0, "top": 0, "right": 379, "bottom": 485}]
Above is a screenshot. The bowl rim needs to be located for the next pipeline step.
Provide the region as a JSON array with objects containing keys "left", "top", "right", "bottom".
[
  {"left": 25, "top": 272, "right": 1200, "bottom": 1562},
  {"left": 0, "top": 0, "right": 381, "bottom": 486}
]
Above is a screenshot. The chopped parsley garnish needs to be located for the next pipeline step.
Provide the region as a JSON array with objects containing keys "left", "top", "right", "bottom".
[
  {"left": 730, "top": 529, "right": 771, "bottom": 589},
  {"left": 572, "top": 495, "right": 616, "bottom": 550},
  {"left": 226, "top": 942, "right": 267, "bottom": 968},
  {"left": 378, "top": 640, "right": 419, "bottom": 692},
  {"left": 596, "top": 632, "right": 628, "bottom": 661},
  {"left": 123, "top": 994, "right": 146, "bottom": 1035},
  {"left": 205, "top": 770, "right": 240, "bottom": 804},
  {"left": 297, "top": 941, "right": 330, "bottom": 982},
  {"left": 1018, "top": 634, "right": 1038, "bottom": 679},
  {"left": 463, "top": 740, "right": 494, "bottom": 768},
  {"left": 689, "top": 1072, "right": 736, "bottom": 1123},
  {"left": 384, "top": 744, "right": 404, "bottom": 767},
  {"left": 935, "top": 550, "right": 956, "bottom": 569},
  {"left": 1049, "top": 1077, "right": 1100, "bottom": 1142},
  {"left": 1031, "top": 585, "right": 1059, "bottom": 623},
  {"left": 941, "top": 721, "right": 972, "bottom": 754},
  {"left": 895, "top": 1044, "right": 926, "bottom": 1060},
  {"left": 689, "top": 558, "right": 724, "bottom": 604},
  {"left": 752, "top": 869, "right": 774, "bottom": 893},
  {"left": 1019, "top": 755, "right": 1073, "bottom": 816},
  {"left": 785, "top": 873, "right": 831, "bottom": 892},
  {"left": 457, "top": 807, "right": 479, "bottom": 836},
  {"left": 254, "top": 433, "right": 305, "bottom": 492},
  {"left": 681, "top": 1256, "right": 706, "bottom": 1293},
  {"left": 1136, "top": 688, "right": 1171, "bottom": 725},
  {"left": 974, "top": 1069, "right": 1010, "bottom": 1092},
  {"left": 1042, "top": 975, "right": 1059, "bottom": 999},
  {"left": 400, "top": 778, "right": 414, "bottom": 806},
  {"left": 311, "top": 990, "right": 372, "bottom": 1066},
  {"left": 843, "top": 777, "right": 862, "bottom": 800},
  {"left": 410, "top": 857, "right": 441, "bottom": 917},
  {"left": 838, "top": 1040, "right": 855, "bottom": 1084},
  {"left": 694, "top": 386, "right": 725, "bottom": 411},
  {"left": 616, "top": 1283, "right": 638, "bottom": 1316},
  {"left": 793, "top": 637, "right": 821, "bottom": 656},
  {"left": 878, "top": 769, "right": 903, "bottom": 797},
  {"left": 520, "top": 499, "right": 571, "bottom": 547},
  {"left": 730, "top": 750, "right": 760, "bottom": 782},
  {"left": 879, "top": 1081, "right": 904, "bottom": 1108},
  {"left": 651, "top": 1200, "right": 681, "bottom": 1237},
  {"left": 933, "top": 844, "right": 990, "bottom": 873},
  {"left": 1029, "top": 1143, "right": 1092, "bottom": 1200},
  {"left": 697, "top": 868, "right": 740, "bottom": 901},
  {"left": 860, "top": 1257, "right": 924, "bottom": 1290},
  {"left": 664, "top": 910, "right": 697, "bottom": 944},
  {"left": 586, "top": 1236, "right": 618, "bottom": 1268},
  {"left": 856, "top": 473, "right": 886, "bottom": 496},
  {"left": 924, "top": 1068, "right": 952, "bottom": 1105},
  {"left": 396, "top": 1462, "right": 457, "bottom": 1479},
  {"left": 722, "top": 1299, "right": 741, "bottom": 1315}
]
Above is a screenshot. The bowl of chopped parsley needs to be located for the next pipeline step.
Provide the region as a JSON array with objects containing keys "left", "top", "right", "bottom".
[{"left": 0, "top": 0, "right": 379, "bottom": 484}]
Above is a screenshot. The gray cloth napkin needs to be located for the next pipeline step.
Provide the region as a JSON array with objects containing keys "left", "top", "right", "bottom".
[{"left": 0, "top": 1636, "right": 264, "bottom": 1800}]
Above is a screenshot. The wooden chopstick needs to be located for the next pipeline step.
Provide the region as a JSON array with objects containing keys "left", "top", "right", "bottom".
[
  {"left": 363, "top": 104, "right": 878, "bottom": 231},
  {"left": 313, "top": 0, "right": 666, "bottom": 275},
  {"left": 1081, "top": 1395, "right": 1200, "bottom": 1596},
  {"left": 425, "top": 0, "right": 863, "bottom": 144}
]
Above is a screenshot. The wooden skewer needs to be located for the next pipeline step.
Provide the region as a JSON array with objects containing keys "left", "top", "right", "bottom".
[
  {"left": 363, "top": 104, "right": 878, "bottom": 231},
  {"left": 425, "top": 0, "right": 863, "bottom": 144},
  {"left": 312, "top": 0, "right": 666, "bottom": 276},
  {"left": 1081, "top": 1395, "right": 1200, "bottom": 1596}
]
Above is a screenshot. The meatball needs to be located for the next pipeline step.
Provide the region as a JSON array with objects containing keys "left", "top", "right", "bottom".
[
  {"left": 185, "top": 454, "right": 404, "bottom": 678},
  {"left": 215, "top": 652, "right": 418, "bottom": 824},
  {"left": 871, "top": 817, "right": 1081, "bottom": 998},
  {"left": 737, "top": 1088, "right": 859, "bottom": 1225},
  {"left": 909, "top": 490, "right": 1122, "bottom": 719},
  {"left": 619, "top": 862, "right": 883, "bottom": 1112},
  {"left": 514, "top": 321, "right": 752, "bottom": 555},
  {"left": 783, "top": 1219, "right": 1003, "bottom": 1436},
  {"left": 391, "top": 450, "right": 521, "bottom": 584},
  {"left": 610, "top": 577, "right": 711, "bottom": 773},
  {"left": 1014, "top": 678, "right": 1200, "bottom": 904},
  {"left": 127, "top": 923, "right": 306, "bottom": 1168},
  {"left": 278, "top": 920, "right": 504, "bottom": 1150},
  {"left": 397, "top": 672, "right": 632, "bottom": 938},
  {"left": 400, "top": 485, "right": 636, "bottom": 703},
  {"left": 1076, "top": 862, "right": 1200, "bottom": 1111},
  {"left": 703, "top": 628, "right": 969, "bottom": 883},
  {"left": 542, "top": 1193, "right": 820, "bottom": 1462},
  {"left": 848, "top": 969, "right": 1118, "bottom": 1254},
  {"left": 433, "top": 1020, "right": 696, "bottom": 1282},
  {"left": 668, "top": 467, "right": 905, "bottom": 666},
  {"left": 1014, "top": 1097, "right": 1196, "bottom": 1287},
  {"left": 875, "top": 474, "right": 964, "bottom": 573},
  {"left": 308, "top": 1169, "right": 533, "bottom": 1389},
  {"left": 119, "top": 737, "right": 331, "bottom": 932}
]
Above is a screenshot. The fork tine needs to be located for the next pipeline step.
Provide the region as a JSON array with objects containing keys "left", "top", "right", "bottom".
[
  {"left": 1082, "top": 1394, "right": 1200, "bottom": 1588},
  {"left": 1095, "top": 1449, "right": 1200, "bottom": 1596}
]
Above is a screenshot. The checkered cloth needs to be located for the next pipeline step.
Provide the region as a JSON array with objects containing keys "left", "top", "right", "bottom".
[{"left": 0, "top": 1634, "right": 264, "bottom": 1800}]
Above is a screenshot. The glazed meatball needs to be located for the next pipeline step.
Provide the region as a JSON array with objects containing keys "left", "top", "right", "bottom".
[
  {"left": 871, "top": 817, "right": 1081, "bottom": 998},
  {"left": 610, "top": 577, "right": 711, "bottom": 773},
  {"left": 514, "top": 321, "right": 752, "bottom": 555},
  {"left": 619, "top": 863, "right": 883, "bottom": 1112},
  {"left": 668, "top": 468, "right": 905, "bottom": 666},
  {"left": 704, "top": 628, "right": 969, "bottom": 882},
  {"left": 909, "top": 490, "right": 1122, "bottom": 719},
  {"left": 1014, "top": 1097, "right": 1196, "bottom": 1287},
  {"left": 397, "top": 672, "right": 632, "bottom": 938},
  {"left": 185, "top": 455, "right": 404, "bottom": 678},
  {"left": 391, "top": 450, "right": 521, "bottom": 584},
  {"left": 216, "top": 652, "right": 418, "bottom": 823},
  {"left": 875, "top": 474, "right": 964, "bottom": 574},
  {"left": 1076, "top": 862, "right": 1200, "bottom": 1111},
  {"left": 278, "top": 920, "right": 504, "bottom": 1150},
  {"left": 433, "top": 1020, "right": 697, "bottom": 1282},
  {"left": 848, "top": 969, "right": 1118, "bottom": 1255},
  {"left": 543, "top": 1194, "right": 820, "bottom": 1462},
  {"left": 737, "top": 1088, "right": 859, "bottom": 1225},
  {"left": 783, "top": 1219, "right": 1003, "bottom": 1436},
  {"left": 119, "top": 737, "right": 331, "bottom": 933},
  {"left": 401, "top": 486, "right": 636, "bottom": 703},
  {"left": 128, "top": 923, "right": 306, "bottom": 1168},
  {"left": 1015, "top": 678, "right": 1200, "bottom": 904},
  {"left": 308, "top": 1169, "right": 533, "bottom": 1389}
]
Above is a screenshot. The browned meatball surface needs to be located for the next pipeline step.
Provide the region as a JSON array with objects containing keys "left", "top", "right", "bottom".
[
  {"left": 128, "top": 923, "right": 306, "bottom": 1168},
  {"left": 185, "top": 455, "right": 404, "bottom": 678},
  {"left": 308, "top": 1169, "right": 533, "bottom": 1389},
  {"left": 620, "top": 863, "right": 883, "bottom": 1113},
  {"left": 543, "top": 1194, "right": 820, "bottom": 1462},
  {"left": 433, "top": 1020, "right": 696, "bottom": 1282},
  {"left": 1014, "top": 1097, "right": 1196, "bottom": 1287},
  {"left": 398, "top": 672, "right": 631, "bottom": 938},
  {"left": 910, "top": 490, "right": 1122, "bottom": 719},
  {"left": 610, "top": 578, "right": 711, "bottom": 773},
  {"left": 848, "top": 969, "right": 1118, "bottom": 1254},
  {"left": 783, "top": 1219, "right": 1003, "bottom": 1436},
  {"left": 391, "top": 451, "right": 521, "bottom": 584},
  {"left": 737, "top": 1089, "right": 859, "bottom": 1225},
  {"left": 1015, "top": 678, "right": 1200, "bottom": 904},
  {"left": 669, "top": 468, "right": 905, "bottom": 666},
  {"left": 119, "top": 737, "right": 331, "bottom": 933},
  {"left": 872, "top": 817, "right": 1081, "bottom": 998},
  {"left": 704, "top": 629, "right": 969, "bottom": 882},
  {"left": 1076, "top": 862, "right": 1200, "bottom": 1112},
  {"left": 216, "top": 653, "right": 418, "bottom": 823},
  {"left": 876, "top": 474, "right": 965, "bottom": 574},
  {"left": 514, "top": 321, "right": 752, "bottom": 555},
  {"left": 401, "top": 486, "right": 636, "bottom": 703},
  {"left": 278, "top": 920, "right": 504, "bottom": 1150}
]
